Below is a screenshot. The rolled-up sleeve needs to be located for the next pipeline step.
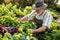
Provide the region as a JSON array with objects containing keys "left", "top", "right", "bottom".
[
  {"left": 28, "top": 10, "right": 35, "bottom": 20},
  {"left": 42, "top": 13, "right": 53, "bottom": 28}
]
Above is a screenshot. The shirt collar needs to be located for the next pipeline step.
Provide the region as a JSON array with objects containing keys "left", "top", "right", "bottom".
[
  {"left": 42, "top": 10, "right": 46, "bottom": 16},
  {"left": 36, "top": 10, "right": 46, "bottom": 16}
]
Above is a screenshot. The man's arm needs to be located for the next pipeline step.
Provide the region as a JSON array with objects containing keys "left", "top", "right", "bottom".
[
  {"left": 34, "top": 26, "right": 47, "bottom": 33},
  {"left": 30, "top": 26, "right": 47, "bottom": 34},
  {"left": 18, "top": 10, "right": 36, "bottom": 21},
  {"left": 18, "top": 15, "right": 28, "bottom": 21}
]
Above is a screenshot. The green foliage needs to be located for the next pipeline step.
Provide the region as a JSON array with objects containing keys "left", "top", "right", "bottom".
[
  {"left": 0, "top": 15, "right": 20, "bottom": 27},
  {"left": 46, "top": 8, "right": 58, "bottom": 18},
  {"left": 50, "top": 20, "right": 59, "bottom": 30},
  {"left": 23, "top": 6, "right": 32, "bottom": 14},
  {"left": 2, "top": 32, "right": 12, "bottom": 40}
]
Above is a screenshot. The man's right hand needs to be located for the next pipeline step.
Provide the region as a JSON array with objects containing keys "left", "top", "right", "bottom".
[
  {"left": 18, "top": 18, "right": 21, "bottom": 22},
  {"left": 17, "top": 16, "right": 28, "bottom": 22}
]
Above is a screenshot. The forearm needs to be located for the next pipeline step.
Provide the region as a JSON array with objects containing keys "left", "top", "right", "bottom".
[
  {"left": 34, "top": 26, "right": 47, "bottom": 33},
  {"left": 18, "top": 16, "right": 28, "bottom": 21}
]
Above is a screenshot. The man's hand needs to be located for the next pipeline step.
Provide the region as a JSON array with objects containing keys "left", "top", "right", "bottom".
[
  {"left": 18, "top": 16, "right": 28, "bottom": 22},
  {"left": 30, "top": 29, "right": 35, "bottom": 34},
  {"left": 18, "top": 18, "right": 21, "bottom": 22}
]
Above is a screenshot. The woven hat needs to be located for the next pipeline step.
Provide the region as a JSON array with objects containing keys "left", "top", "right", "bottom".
[{"left": 32, "top": 0, "right": 47, "bottom": 10}]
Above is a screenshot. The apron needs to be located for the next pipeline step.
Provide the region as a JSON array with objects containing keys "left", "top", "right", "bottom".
[
  {"left": 34, "top": 12, "right": 46, "bottom": 29},
  {"left": 34, "top": 17, "right": 45, "bottom": 40},
  {"left": 33, "top": 12, "right": 51, "bottom": 40},
  {"left": 34, "top": 18, "right": 43, "bottom": 29},
  {"left": 34, "top": 12, "right": 51, "bottom": 31}
]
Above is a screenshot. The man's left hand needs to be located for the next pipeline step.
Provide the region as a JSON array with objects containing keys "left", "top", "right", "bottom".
[{"left": 30, "top": 29, "right": 35, "bottom": 34}]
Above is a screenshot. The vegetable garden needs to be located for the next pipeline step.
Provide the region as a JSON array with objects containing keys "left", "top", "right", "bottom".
[{"left": 0, "top": 3, "right": 60, "bottom": 40}]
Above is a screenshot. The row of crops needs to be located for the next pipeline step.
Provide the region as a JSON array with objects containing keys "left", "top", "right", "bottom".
[{"left": 0, "top": 3, "right": 60, "bottom": 40}]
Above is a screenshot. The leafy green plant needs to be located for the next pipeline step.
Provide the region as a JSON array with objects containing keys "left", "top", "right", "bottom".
[
  {"left": 23, "top": 6, "right": 32, "bottom": 14},
  {"left": 0, "top": 15, "right": 20, "bottom": 27},
  {"left": 46, "top": 9, "right": 58, "bottom": 19}
]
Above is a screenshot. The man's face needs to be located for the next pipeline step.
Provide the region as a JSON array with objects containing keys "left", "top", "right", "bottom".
[{"left": 35, "top": 8, "right": 44, "bottom": 14}]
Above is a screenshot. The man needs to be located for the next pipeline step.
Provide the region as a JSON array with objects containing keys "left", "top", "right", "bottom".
[{"left": 18, "top": 0, "right": 53, "bottom": 34}]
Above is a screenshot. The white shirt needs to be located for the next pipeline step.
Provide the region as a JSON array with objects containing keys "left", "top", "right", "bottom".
[{"left": 28, "top": 10, "right": 53, "bottom": 28}]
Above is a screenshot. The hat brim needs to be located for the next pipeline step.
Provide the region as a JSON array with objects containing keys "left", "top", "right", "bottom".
[{"left": 32, "top": 3, "right": 47, "bottom": 10}]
